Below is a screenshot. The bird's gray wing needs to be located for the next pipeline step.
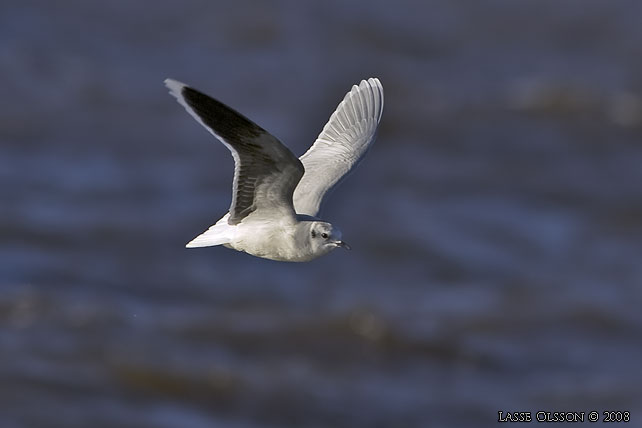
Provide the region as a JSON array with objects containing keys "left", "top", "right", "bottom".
[
  {"left": 165, "top": 79, "right": 304, "bottom": 225},
  {"left": 293, "top": 78, "right": 384, "bottom": 217}
]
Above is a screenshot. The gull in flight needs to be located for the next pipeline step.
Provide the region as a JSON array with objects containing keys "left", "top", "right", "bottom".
[{"left": 164, "top": 77, "right": 384, "bottom": 262}]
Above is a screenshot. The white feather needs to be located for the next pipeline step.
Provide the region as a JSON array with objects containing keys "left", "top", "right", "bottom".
[
  {"left": 185, "top": 214, "right": 233, "bottom": 248},
  {"left": 293, "top": 78, "right": 384, "bottom": 217}
]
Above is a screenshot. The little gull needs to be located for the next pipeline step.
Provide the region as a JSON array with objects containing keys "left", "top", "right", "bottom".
[{"left": 164, "top": 78, "right": 384, "bottom": 262}]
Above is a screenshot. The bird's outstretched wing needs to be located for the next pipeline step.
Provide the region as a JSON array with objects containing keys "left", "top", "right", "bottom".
[
  {"left": 293, "top": 78, "right": 384, "bottom": 217},
  {"left": 165, "top": 79, "right": 304, "bottom": 225}
]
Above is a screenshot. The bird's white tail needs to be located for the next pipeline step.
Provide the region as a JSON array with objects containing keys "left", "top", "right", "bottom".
[{"left": 186, "top": 223, "right": 233, "bottom": 248}]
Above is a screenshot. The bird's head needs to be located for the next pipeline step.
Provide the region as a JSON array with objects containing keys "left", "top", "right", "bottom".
[{"left": 307, "top": 221, "right": 350, "bottom": 256}]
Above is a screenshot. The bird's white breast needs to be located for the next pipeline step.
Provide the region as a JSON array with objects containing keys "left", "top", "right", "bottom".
[{"left": 229, "top": 218, "right": 312, "bottom": 262}]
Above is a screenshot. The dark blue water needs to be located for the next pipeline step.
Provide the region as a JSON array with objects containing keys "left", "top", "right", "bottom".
[{"left": 2, "top": 1, "right": 642, "bottom": 427}]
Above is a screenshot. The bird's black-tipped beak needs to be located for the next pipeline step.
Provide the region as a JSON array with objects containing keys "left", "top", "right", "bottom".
[{"left": 335, "top": 240, "right": 351, "bottom": 250}]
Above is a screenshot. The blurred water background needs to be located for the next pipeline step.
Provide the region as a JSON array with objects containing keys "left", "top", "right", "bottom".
[{"left": 2, "top": 1, "right": 642, "bottom": 427}]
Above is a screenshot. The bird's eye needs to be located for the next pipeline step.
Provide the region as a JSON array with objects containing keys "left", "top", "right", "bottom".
[{"left": 321, "top": 232, "right": 329, "bottom": 239}]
